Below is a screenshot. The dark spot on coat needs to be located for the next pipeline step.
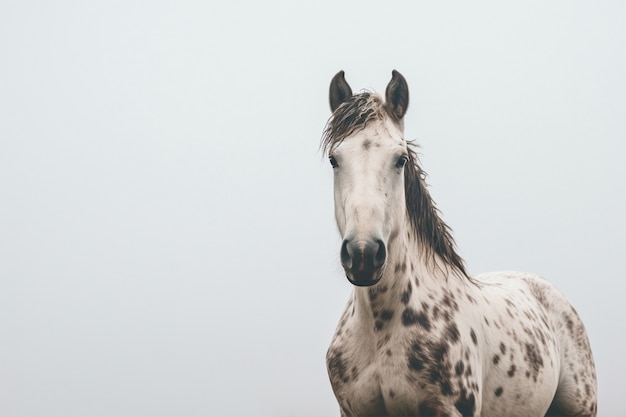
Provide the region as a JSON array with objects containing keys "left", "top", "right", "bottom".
[
  {"left": 369, "top": 289, "right": 378, "bottom": 301},
  {"left": 362, "top": 139, "right": 371, "bottom": 149},
  {"left": 499, "top": 342, "right": 506, "bottom": 355},
  {"left": 524, "top": 343, "right": 544, "bottom": 382},
  {"left": 441, "top": 309, "right": 452, "bottom": 323},
  {"left": 432, "top": 341, "right": 449, "bottom": 362},
  {"left": 389, "top": 389, "right": 395, "bottom": 398},
  {"left": 380, "top": 309, "right": 394, "bottom": 321},
  {"left": 427, "top": 366, "right": 443, "bottom": 385},
  {"left": 432, "top": 305, "right": 440, "bottom": 320},
  {"left": 493, "top": 354, "right": 500, "bottom": 365},
  {"left": 374, "top": 320, "right": 384, "bottom": 331},
  {"left": 454, "top": 391, "right": 476, "bottom": 417},
  {"left": 417, "top": 311, "right": 430, "bottom": 331},
  {"left": 402, "top": 307, "right": 431, "bottom": 330},
  {"left": 454, "top": 360, "right": 465, "bottom": 376},
  {"left": 507, "top": 364, "right": 516, "bottom": 377},
  {"left": 402, "top": 307, "right": 418, "bottom": 326},
  {"left": 589, "top": 401, "right": 596, "bottom": 414},
  {"left": 563, "top": 313, "right": 575, "bottom": 337},
  {"left": 470, "top": 329, "right": 477, "bottom": 345},
  {"left": 401, "top": 281, "right": 412, "bottom": 305},
  {"left": 394, "top": 261, "right": 407, "bottom": 274},
  {"left": 408, "top": 353, "right": 424, "bottom": 372},
  {"left": 445, "top": 322, "right": 460, "bottom": 343},
  {"left": 494, "top": 386, "right": 503, "bottom": 397},
  {"left": 442, "top": 293, "right": 458, "bottom": 311},
  {"left": 441, "top": 380, "right": 453, "bottom": 396},
  {"left": 425, "top": 341, "right": 453, "bottom": 389},
  {"left": 327, "top": 350, "right": 349, "bottom": 383},
  {"left": 368, "top": 285, "right": 387, "bottom": 302},
  {"left": 408, "top": 341, "right": 425, "bottom": 372}
]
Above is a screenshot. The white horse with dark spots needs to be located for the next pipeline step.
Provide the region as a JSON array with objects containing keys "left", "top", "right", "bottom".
[{"left": 322, "top": 70, "right": 597, "bottom": 417}]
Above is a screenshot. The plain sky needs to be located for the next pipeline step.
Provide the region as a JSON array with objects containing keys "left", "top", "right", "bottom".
[{"left": 1, "top": 1, "right": 625, "bottom": 416}]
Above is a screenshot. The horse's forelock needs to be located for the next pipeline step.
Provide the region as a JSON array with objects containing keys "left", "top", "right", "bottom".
[{"left": 321, "top": 92, "right": 385, "bottom": 155}]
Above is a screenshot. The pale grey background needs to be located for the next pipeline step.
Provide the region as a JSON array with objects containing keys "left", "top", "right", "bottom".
[{"left": 1, "top": 1, "right": 624, "bottom": 416}]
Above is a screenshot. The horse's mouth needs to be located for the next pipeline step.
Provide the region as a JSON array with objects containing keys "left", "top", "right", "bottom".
[{"left": 345, "top": 269, "right": 384, "bottom": 287}]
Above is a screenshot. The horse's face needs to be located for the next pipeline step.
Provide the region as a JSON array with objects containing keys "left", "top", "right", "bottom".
[
  {"left": 327, "top": 70, "right": 410, "bottom": 286},
  {"left": 330, "top": 122, "right": 408, "bottom": 286}
]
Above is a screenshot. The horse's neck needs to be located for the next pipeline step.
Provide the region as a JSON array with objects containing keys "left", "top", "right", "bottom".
[{"left": 352, "top": 230, "right": 466, "bottom": 322}]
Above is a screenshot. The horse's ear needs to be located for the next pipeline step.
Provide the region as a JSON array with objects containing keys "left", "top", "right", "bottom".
[
  {"left": 385, "top": 70, "right": 409, "bottom": 120},
  {"left": 329, "top": 70, "right": 353, "bottom": 112}
]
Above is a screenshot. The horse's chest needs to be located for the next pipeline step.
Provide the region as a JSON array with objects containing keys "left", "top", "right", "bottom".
[
  {"left": 337, "top": 351, "right": 423, "bottom": 416},
  {"left": 328, "top": 325, "right": 429, "bottom": 416}
]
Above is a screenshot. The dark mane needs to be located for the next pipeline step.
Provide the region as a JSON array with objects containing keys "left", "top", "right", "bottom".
[
  {"left": 321, "top": 92, "right": 468, "bottom": 278},
  {"left": 404, "top": 143, "right": 468, "bottom": 278}
]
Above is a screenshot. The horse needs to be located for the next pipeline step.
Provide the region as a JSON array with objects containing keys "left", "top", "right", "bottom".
[{"left": 322, "top": 70, "right": 597, "bottom": 417}]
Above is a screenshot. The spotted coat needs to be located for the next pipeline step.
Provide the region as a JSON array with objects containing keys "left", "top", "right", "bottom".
[
  {"left": 327, "top": 262, "right": 597, "bottom": 417},
  {"left": 323, "top": 71, "right": 597, "bottom": 417}
]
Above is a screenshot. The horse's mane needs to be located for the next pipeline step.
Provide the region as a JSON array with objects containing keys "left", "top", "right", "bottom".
[
  {"left": 321, "top": 92, "right": 468, "bottom": 278},
  {"left": 404, "top": 144, "right": 468, "bottom": 278}
]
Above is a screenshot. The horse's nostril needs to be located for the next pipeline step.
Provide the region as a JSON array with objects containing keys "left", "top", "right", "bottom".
[
  {"left": 340, "top": 238, "right": 385, "bottom": 278},
  {"left": 374, "top": 239, "right": 386, "bottom": 268},
  {"left": 340, "top": 239, "right": 352, "bottom": 269}
]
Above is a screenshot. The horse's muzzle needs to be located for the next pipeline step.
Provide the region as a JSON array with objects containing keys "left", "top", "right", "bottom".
[{"left": 340, "top": 238, "right": 386, "bottom": 286}]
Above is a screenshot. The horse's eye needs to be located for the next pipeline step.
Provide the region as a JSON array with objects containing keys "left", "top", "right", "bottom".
[
  {"left": 329, "top": 155, "right": 339, "bottom": 168},
  {"left": 396, "top": 155, "right": 408, "bottom": 169}
]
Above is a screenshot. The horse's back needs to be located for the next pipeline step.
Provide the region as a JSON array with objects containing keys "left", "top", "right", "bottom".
[{"left": 474, "top": 271, "right": 597, "bottom": 417}]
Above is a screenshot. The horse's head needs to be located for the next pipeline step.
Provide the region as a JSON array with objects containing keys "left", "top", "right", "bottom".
[{"left": 323, "top": 70, "right": 410, "bottom": 287}]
